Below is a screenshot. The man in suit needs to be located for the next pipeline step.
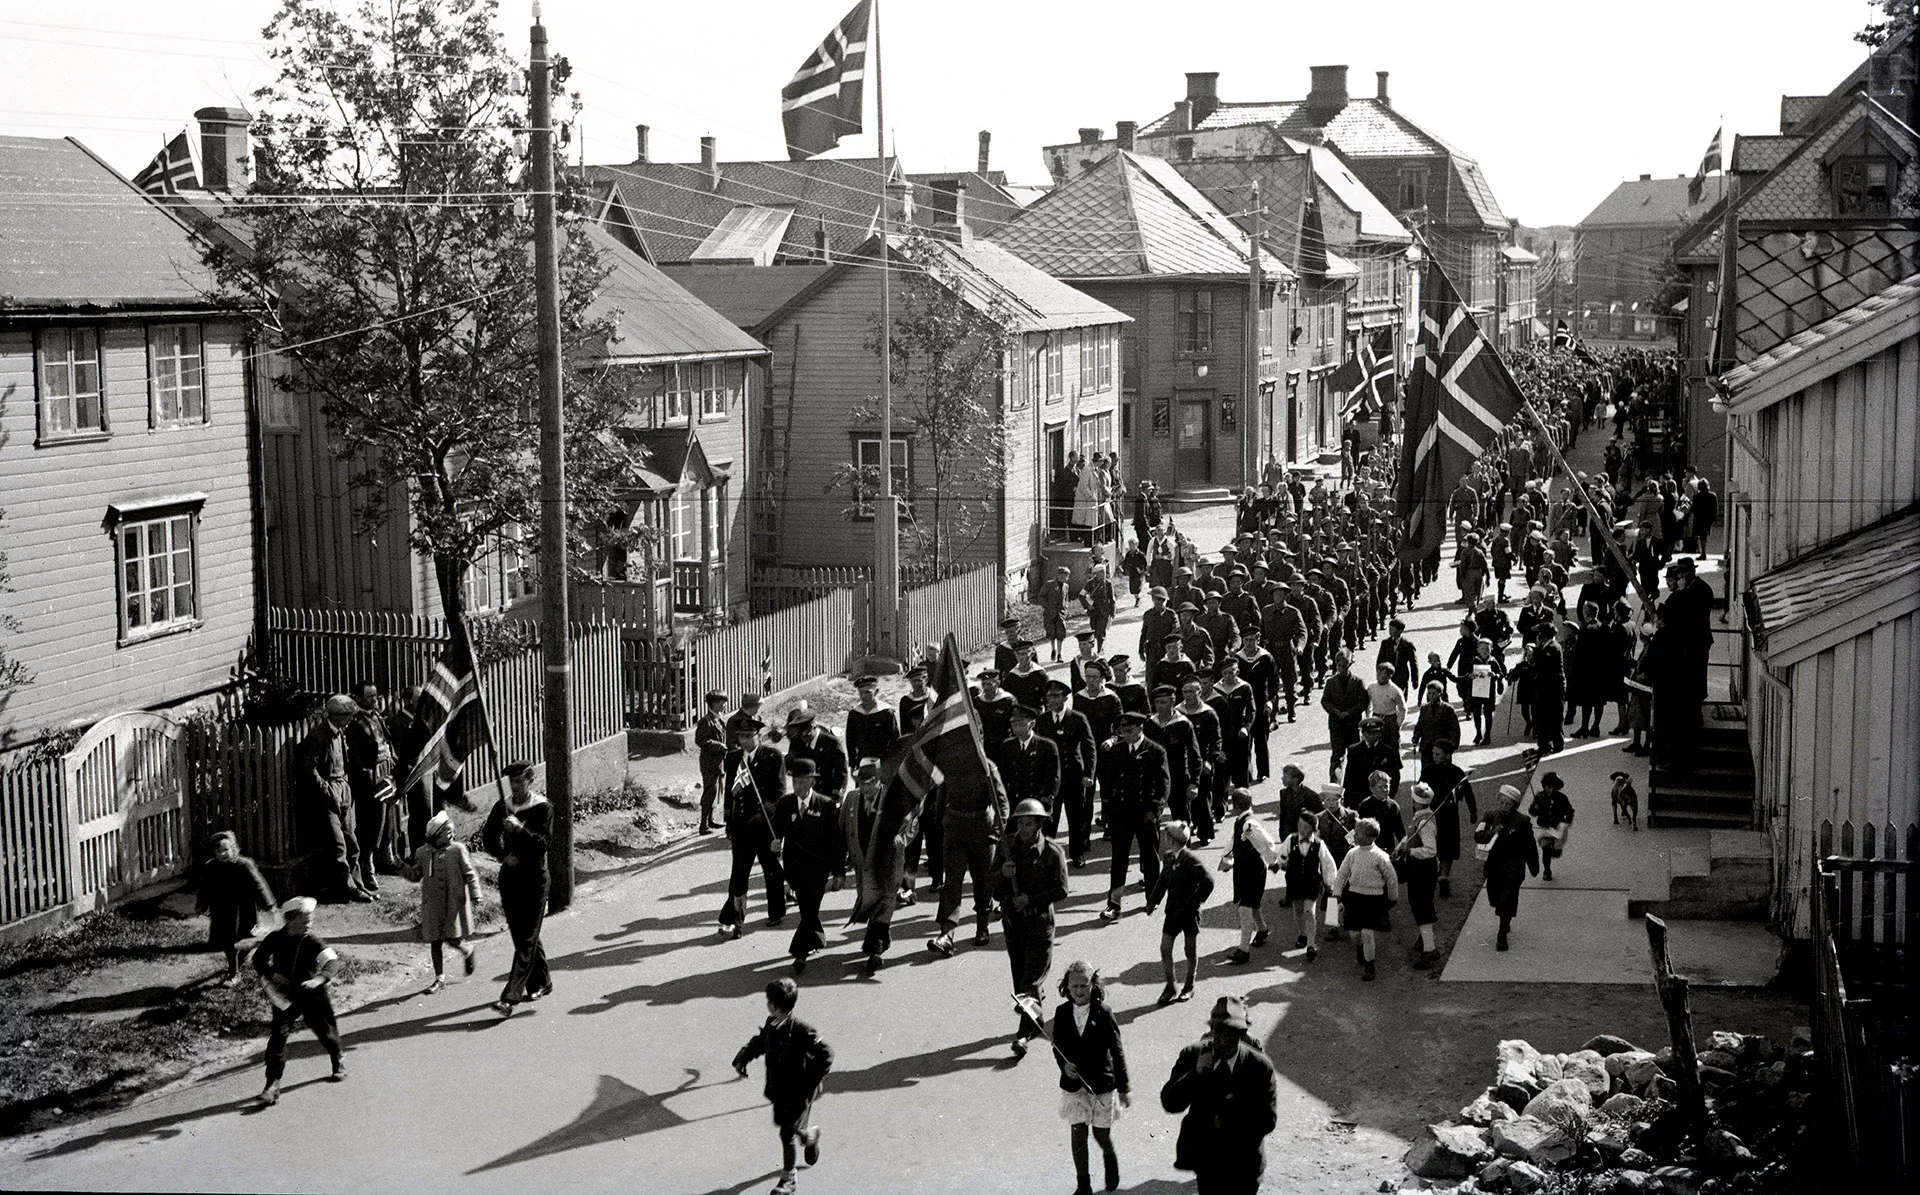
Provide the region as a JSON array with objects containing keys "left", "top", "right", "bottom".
[
  {"left": 1319, "top": 650, "right": 1369, "bottom": 784},
  {"left": 1036, "top": 680, "right": 1097, "bottom": 866},
  {"left": 694, "top": 689, "right": 730, "bottom": 835},
  {"left": 1161, "top": 996, "right": 1278, "bottom": 1194},
  {"left": 1000, "top": 705, "right": 1061, "bottom": 822},
  {"left": 1098, "top": 712, "right": 1170, "bottom": 923},
  {"left": 1376, "top": 618, "right": 1418, "bottom": 698}
]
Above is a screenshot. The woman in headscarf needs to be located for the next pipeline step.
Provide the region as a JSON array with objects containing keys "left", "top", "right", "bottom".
[
  {"left": 404, "top": 810, "right": 481, "bottom": 992},
  {"left": 1473, "top": 784, "right": 1540, "bottom": 951}
]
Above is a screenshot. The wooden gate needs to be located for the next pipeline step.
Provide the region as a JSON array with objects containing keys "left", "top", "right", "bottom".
[{"left": 63, "top": 711, "right": 191, "bottom": 909}]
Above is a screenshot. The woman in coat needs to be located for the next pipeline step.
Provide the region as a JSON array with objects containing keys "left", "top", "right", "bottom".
[
  {"left": 1528, "top": 626, "right": 1567, "bottom": 757},
  {"left": 405, "top": 810, "right": 481, "bottom": 992},
  {"left": 1409, "top": 681, "right": 1461, "bottom": 764},
  {"left": 1053, "top": 960, "right": 1129, "bottom": 1195},
  {"left": 1417, "top": 740, "right": 1476, "bottom": 897},
  {"left": 483, "top": 762, "right": 552, "bottom": 1016},
  {"left": 1474, "top": 784, "right": 1540, "bottom": 951},
  {"left": 1567, "top": 601, "right": 1613, "bottom": 738},
  {"left": 1688, "top": 479, "right": 1718, "bottom": 557}
]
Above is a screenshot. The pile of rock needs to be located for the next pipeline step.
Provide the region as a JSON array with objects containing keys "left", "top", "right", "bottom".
[{"left": 1401, "top": 1028, "right": 1817, "bottom": 1194}]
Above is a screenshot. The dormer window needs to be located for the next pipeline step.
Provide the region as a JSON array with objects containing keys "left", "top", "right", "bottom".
[
  {"left": 1398, "top": 167, "right": 1429, "bottom": 212},
  {"left": 1832, "top": 157, "right": 1893, "bottom": 215}
]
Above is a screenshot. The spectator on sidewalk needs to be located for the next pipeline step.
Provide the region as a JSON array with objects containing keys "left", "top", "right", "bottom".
[
  {"left": 1475, "top": 784, "right": 1541, "bottom": 951},
  {"left": 295, "top": 695, "right": 370, "bottom": 904}
]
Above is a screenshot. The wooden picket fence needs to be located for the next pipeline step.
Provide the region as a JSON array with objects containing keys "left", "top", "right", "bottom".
[
  {"left": 685, "top": 588, "right": 857, "bottom": 715},
  {"left": 0, "top": 755, "right": 71, "bottom": 929},
  {"left": 900, "top": 564, "right": 1002, "bottom": 657},
  {"left": 265, "top": 606, "right": 624, "bottom": 787}
]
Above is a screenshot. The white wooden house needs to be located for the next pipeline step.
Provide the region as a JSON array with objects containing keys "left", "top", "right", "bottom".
[{"left": 1722, "top": 274, "right": 1920, "bottom": 937}]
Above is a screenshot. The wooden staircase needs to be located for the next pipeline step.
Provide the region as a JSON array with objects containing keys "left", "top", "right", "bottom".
[{"left": 1647, "top": 701, "right": 1755, "bottom": 828}]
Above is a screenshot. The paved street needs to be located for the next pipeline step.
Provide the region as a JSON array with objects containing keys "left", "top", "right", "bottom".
[{"left": 3, "top": 468, "right": 1794, "bottom": 1195}]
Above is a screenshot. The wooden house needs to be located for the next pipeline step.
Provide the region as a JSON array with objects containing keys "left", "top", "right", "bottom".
[
  {"left": 672, "top": 216, "right": 1129, "bottom": 598},
  {"left": 1721, "top": 275, "right": 1920, "bottom": 938},
  {"left": 991, "top": 149, "right": 1295, "bottom": 494},
  {"left": 0, "top": 136, "right": 256, "bottom": 746},
  {"left": 257, "top": 220, "right": 768, "bottom": 630},
  {"left": 1673, "top": 28, "right": 1918, "bottom": 497}
]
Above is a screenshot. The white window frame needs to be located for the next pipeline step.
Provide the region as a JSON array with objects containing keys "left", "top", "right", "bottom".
[
  {"left": 699, "top": 361, "right": 731, "bottom": 420},
  {"left": 1097, "top": 327, "right": 1115, "bottom": 389},
  {"left": 663, "top": 362, "right": 695, "bottom": 423},
  {"left": 36, "top": 326, "right": 106, "bottom": 441},
  {"left": 1078, "top": 410, "right": 1115, "bottom": 457},
  {"left": 1045, "top": 337, "right": 1064, "bottom": 401},
  {"left": 148, "top": 323, "right": 206, "bottom": 428},
  {"left": 853, "top": 436, "right": 911, "bottom": 520},
  {"left": 116, "top": 511, "right": 200, "bottom": 641},
  {"left": 259, "top": 350, "right": 300, "bottom": 432},
  {"left": 1078, "top": 329, "right": 1097, "bottom": 394}
]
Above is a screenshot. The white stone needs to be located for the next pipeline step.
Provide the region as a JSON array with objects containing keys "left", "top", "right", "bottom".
[{"left": 1522, "top": 1078, "right": 1593, "bottom": 1126}]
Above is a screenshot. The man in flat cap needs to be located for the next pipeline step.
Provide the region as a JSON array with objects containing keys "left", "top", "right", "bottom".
[
  {"left": 695, "top": 688, "right": 731, "bottom": 835},
  {"left": 297, "top": 695, "right": 371, "bottom": 904},
  {"left": 784, "top": 703, "right": 849, "bottom": 798}
]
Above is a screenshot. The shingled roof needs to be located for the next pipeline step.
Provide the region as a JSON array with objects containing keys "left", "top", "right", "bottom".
[
  {"left": 1721, "top": 274, "right": 1920, "bottom": 412},
  {"left": 989, "top": 149, "right": 1292, "bottom": 281},
  {"left": 579, "top": 156, "right": 898, "bottom": 265},
  {"left": 0, "top": 136, "right": 219, "bottom": 310},
  {"left": 1578, "top": 175, "right": 1725, "bottom": 229},
  {"left": 1748, "top": 504, "right": 1920, "bottom": 664},
  {"left": 580, "top": 224, "right": 766, "bottom": 363}
]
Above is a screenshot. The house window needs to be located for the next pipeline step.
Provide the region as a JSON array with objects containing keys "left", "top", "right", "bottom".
[
  {"left": 1832, "top": 158, "right": 1893, "bottom": 215},
  {"left": 37, "top": 326, "right": 105, "bottom": 440},
  {"left": 1258, "top": 291, "right": 1274, "bottom": 358},
  {"left": 664, "top": 362, "right": 696, "bottom": 422},
  {"left": 117, "top": 513, "right": 198, "bottom": 638},
  {"left": 260, "top": 351, "right": 299, "bottom": 432},
  {"left": 699, "top": 361, "right": 733, "bottom": 420},
  {"left": 1046, "top": 337, "right": 1064, "bottom": 401},
  {"left": 1178, "top": 291, "right": 1213, "bottom": 355},
  {"left": 499, "top": 525, "right": 536, "bottom": 603},
  {"left": 1097, "top": 329, "right": 1115, "bottom": 389},
  {"left": 669, "top": 486, "right": 698, "bottom": 560},
  {"left": 1078, "top": 411, "right": 1114, "bottom": 456},
  {"left": 1398, "top": 167, "right": 1429, "bottom": 212},
  {"left": 149, "top": 324, "right": 206, "bottom": 428},
  {"left": 1079, "top": 329, "right": 1097, "bottom": 393},
  {"left": 853, "top": 437, "right": 911, "bottom": 519}
]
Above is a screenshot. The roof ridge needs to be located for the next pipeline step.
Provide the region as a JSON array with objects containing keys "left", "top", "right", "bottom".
[{"left": 1116, "top": 151, "right": 1152, "bottom": 276}]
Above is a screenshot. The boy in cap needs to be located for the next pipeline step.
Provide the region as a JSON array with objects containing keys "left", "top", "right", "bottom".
[
  {"left": 695, "top": 689, "right": 731, "bottom": 835},
  {"left": 734, "top": 978, "right": 833, "bottom": 1195},
  {"left": 253, "top": 896, "right": 345, "bottom": 1104},
  {"left": 1148, "top": 820, "right": 1215, "bottom": 1005}
]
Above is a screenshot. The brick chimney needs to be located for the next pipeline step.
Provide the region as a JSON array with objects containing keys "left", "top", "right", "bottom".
[
  {"left": 700, "top": 136, "right": 719, "bottom": 190},
  {"left": 1306, "top": 65, "right": 1349, "bottom": 126},
  {"left": 634, "top": 124, "right": 650, "bottom": 163},
  {"left": 815, "top": 222, "right": 831, "bottom": 262},
  {"left": 1078, "top": 127, "right": 1104, "bottom": 146},
  {"left": 1173, "top": 100, "right": 1193, "bottom": 133},
  {"left": 977, "top": 130, "right": 991, "bottom": 174},
  {"left": 930, "top": 180, "right": 971, "bottom": 246},
  {"left": 1375, "top": 71, "right": 1390, "bottom": 106},
  {"left": 195, "top": 106, "right": 252, "bottom": 191},
  {"left": 1116, "top": 121, "right": 1138, "bottom": 152},
  {"left": 1186, "top": 72, "right": 1220, "bottom": 126}
]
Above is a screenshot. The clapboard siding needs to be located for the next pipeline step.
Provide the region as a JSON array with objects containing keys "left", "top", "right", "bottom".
[
  {"left": 1779, "top": 604, "right": 1920, "bottom": 936},
  {"left": 0, "top": 321, "right": 256, "bottom": 740},
  {"left": 761, "top": 265, "right": 1122, "bottom": 583},
  {"left": 1748, "top": 335, "right": 1920, "bottom": 576}
]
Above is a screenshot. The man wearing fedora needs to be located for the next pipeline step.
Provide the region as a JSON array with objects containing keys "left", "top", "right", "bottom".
[
  {"left": 1160, "top": 994, "right": 1278, "bottom": 1194},
  {"left": 783, "top": 703, "right": 848, "bottom": 799}
]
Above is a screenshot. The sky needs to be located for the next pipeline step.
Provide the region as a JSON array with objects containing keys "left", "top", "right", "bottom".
[{"left": 0, "top": 1, "right": 1880, "bottom": 227}]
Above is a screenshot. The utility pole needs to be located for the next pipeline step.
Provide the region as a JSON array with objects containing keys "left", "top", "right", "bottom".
[
  {"left": 1243, "top": 181, "right": 1262, "bottom": 488},
  {"left": 530, "top": 4, "right": 574, "bottom": 912}
]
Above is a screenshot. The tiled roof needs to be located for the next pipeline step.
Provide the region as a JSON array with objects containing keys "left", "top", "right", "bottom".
[
  {"left": 990, "top": 149, "right": 1290, "bottom": 281},
  {"left": 1779, "top": 95, "right": 1825, "bottom": 133},
  {"left": 1721, "top": 274, "right": 1920, "bottom": 402},
  {"left": 1307, "top": 146, "right": 1410, "bottom": 242},
  {"left": 0, "top": 136, "right": 220, "bottom": 309},
  {"left": 1578, "top": 175, "right": 1725, "bottom": 228},
  {"left": 1748, "top": 505, "right": 1920, "bottom": 649},
  {"left": 1142, "top": 97, "right": 1455, "bottom": 160},
  {"left": 581, "top": 224, "right": 767, "bottom": 362},
  {"left": 659, "top": 262, "right": 832, "bottom": 331},
  {"left": 580, "top": 157, "right": 896, "bottom": 265},
  {"left": 1732, "top": 135, "right": 1797, "bottom": 175},
  {"left": 1738, "top": 98, "right": 1915, "bottom": 222}
]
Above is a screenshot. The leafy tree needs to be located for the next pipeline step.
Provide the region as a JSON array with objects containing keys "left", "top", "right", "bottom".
[
  {"left": 203, "top": 0, "right": 641, "bottom": 629},
  {"left": 828, "top": 234, "right": 1013, "bottom": 575},
  {"left": 1855, "top": 0, "right": 1916, "bottom": 46}
]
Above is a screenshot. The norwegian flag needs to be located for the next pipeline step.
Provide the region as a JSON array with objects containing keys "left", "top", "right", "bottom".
[
  {"left": 1395, "top": 261, "right": 1525, "bottom": 562},
  {"left": 849, "top": 633, "right": 997, "bottom": 924},
  {"left": 761, "top": 644, "right": 775, "bottom": 695},
  {"left": 1552, "top": 319, "right": 1574, "bottom": 352},
  {"left": 131, "top": 131, "right": 197, "bottom": 196},
  {"left": 1336, "top": 327, "right": 1396, "bottom": 420},
  {"left": 399, "top": 632, "right": 484, "bottom": 797},
  {"left": 781, "top": 0, "right": 871, "bottom": 161}
]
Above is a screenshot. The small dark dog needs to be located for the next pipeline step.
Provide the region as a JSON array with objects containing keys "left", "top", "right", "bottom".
[{"left": 1609, "top": 771, "right": 1639, "bottom": 830}]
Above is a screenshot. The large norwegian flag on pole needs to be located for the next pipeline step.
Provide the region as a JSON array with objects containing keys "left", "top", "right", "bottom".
[
  {"left": 399, "top": 630, "right": 486, "bottom": 798},
  {"left": 849, "top": 633, "right": 997, "bottom": 923},
  {"left": 1396, "top": 260, "right": 1525, "bottom": 562},
  {"left": 781, "top": 1, "right": 871, "bottom": 161}
]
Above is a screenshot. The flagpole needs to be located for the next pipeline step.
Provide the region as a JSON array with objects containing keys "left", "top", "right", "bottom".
[{"left": 870, "top": 0, "right": 900, "bottom": 662}]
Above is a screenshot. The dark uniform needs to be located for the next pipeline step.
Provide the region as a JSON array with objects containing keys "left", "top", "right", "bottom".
[
  {"left": 1260, "top": 597, "right": 1306, "bottom": 717},
  {"left": 1036, "top": 700, "right": 1097, "bottom": 860},
  {"left": 785, "top": 724, "right": 849, "bottom": 797},
  {"left": 775, "top": 782, "right": 848, "bottom": 962},
  {"left": 843, "top": 704, "right": 900, "bottom": 772},
  {"left": 721, "top": 742, "right": 788, "bottom": 927},
  {"left": 1099, "top": 729, "right": 1170, "bottom": 911},
  {"left": 1139, "top": 603, "right": 1177, "bottom": 666},
  {"left": 999, "top": 732, "right": 1062, "bottom": 818},
  {"left": 990, "top": 828, "right": 1070, "bottom": 1017}
]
